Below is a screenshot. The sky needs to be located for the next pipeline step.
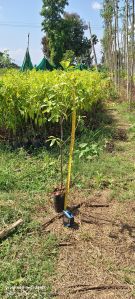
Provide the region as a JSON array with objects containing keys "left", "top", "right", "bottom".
[{"left": 0, "top": 0, "right": 103, "bottom": 66}]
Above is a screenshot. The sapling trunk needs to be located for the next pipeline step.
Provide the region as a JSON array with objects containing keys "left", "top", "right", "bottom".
[
  {"left": 60, "top": 117, "right": 64, "bottom": 189},
  {"left": 64, "top": 109, "right": 76, "bottom": 210}
]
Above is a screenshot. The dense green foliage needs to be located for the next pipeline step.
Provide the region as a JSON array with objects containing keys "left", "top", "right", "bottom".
[
  {"left": 41, "top": 0, "right": 68, "bottom": 64},
  {"left": 62, "top": 13, "right": 98, "bottom": 66},
  {"left": 0, "top": 50, "right": 19, "bottom": 69},
  {"left": 41, "top": 1, "right": 97, "bottom": 65},
  {"left": 0, "top": 70, "right": 111, "bottom": 138},
  {"left": 0, "top": 50, "right": 12, "bottom": 68}
]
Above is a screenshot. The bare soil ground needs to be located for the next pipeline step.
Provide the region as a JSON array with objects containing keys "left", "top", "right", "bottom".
[
  {"left": 40, "top": 189, "right": 135, "bottom": 299},
  {"left": 38, "top": 103, "right": 135, "bottom": 299}
]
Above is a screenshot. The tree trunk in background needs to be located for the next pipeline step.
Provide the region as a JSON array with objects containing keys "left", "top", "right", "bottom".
[
  {"left": 131, "top": 0, "right": 135, "bottom": 107},
  {"left": 116, "top": 0, "right": 120, "bottom": 91},
  {"left": 123, "top": 14, "right": 127, "bottom": 71},
  {"left": 126, "top": 0, "right": 129, "bottom": 105},
  {"left": 114, "top": 1, "right": 118, "bottom": 89},
  {"left": 88, "top": 22, "right": 98, "bottom": 71},
  {"left": 110, "top": 23, "right": 114, "bottom": 77},
  {"left": 101, "top": 0, "right": 135, "bottom": 107}
]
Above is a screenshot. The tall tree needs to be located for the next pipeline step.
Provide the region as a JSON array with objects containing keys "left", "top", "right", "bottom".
[
  {"left": 101, "top": 0, "right": 135, "bottom": 109},
  {"left": 131, "top": 0, "right": 135, "bottom": 106},
  {"left": 41, "top": 36, "right": 50, "bottom": 59},
  {"left": 101, "top": 1, "right": 114, "bottom": 74},
  {"left": 62, "top": 13, "right": 98, "bottom": 66},
  {"left": 115, "top": 0, "right": 120, "bottom": 90},
  {"left": 41, "top": 0, "right": 69, "bottom": 65},
  {"left": 62, "top": 13, "right": 88, "bottom": 57},
  {"left": 41, "top": 9, "right": 98, "bottom": 67},
  {"left": 125, "top": 0, "right": 129, "bottom": 103},
  {"left": 88, "top": 21, "right": 98, "bottom": 70},
  {"left": 41, "top": 0, "right": 68, "bottom": 33},
  {"left": 0, "top": 50, "right": 13, "bottom": 68}
]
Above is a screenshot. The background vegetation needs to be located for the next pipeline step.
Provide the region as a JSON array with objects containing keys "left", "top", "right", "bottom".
[
  {"left": 0, "top": 69, "right": 112, "bottom": 146},
  {"left": 41, "top": 0, "right": 98, "bottom": 66}
]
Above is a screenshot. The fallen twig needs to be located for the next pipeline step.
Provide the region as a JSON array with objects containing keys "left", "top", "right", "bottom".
[
  {"left": 42, "top": 213, "right": 63, "bottom": 229},
  {"left": 81, "top": 217, "right": 99, "bottom": 225},
  {"left": 68, "top": 284, "right": 128, "bottom": 292},
  {"left": 58, "top": 242, "right": 74, "bottom": 247},
  {"left": 85, "top": 204, "right": 109, "bottom": 208},
  {"left": 81, "top": 214, "right": 121, "bottom": 227},
  {"left": 0, "top": 219, "right": 23, "bottom": 240},
  {"left": 52, "top": 284, "right": 129, "bottom": 296},
  {"left": 70, "top": 202, "right": 85, "bottom": 211}
]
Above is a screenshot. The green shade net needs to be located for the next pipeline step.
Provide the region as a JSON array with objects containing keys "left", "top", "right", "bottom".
[
  {"left": 53, "top": 62, "right": 64, "bottom": 70},
  {"left": 21, "top": 48, "right": 33, "bottom": 71},
  {"left": 75, "top": 63, "right": 87, "bottom": 70},
  {"left": 36, "top": 57, "right": 54, "bottom": 71}
]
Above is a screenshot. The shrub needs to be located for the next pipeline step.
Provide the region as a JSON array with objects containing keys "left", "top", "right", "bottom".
[{"left": 0, "top": 69, "right": 113, "bottom": 142}]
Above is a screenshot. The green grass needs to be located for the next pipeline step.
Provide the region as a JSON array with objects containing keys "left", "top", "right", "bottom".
[
  {"left": 0, "top": 148, "right": 60, "bottom": 298},
  {"left": 0, "top": 147, "right": 63, "bottom": 192},
  {"left": 73, "top": 148, "right": 135, "bottom": 200},
  {"left": 0, "top": 101, "right": 135, "bottom": 298},
  {"left": 0, "top": 233, "right": 57, "bottom": 298},
  {"left": 0, "top": 190, "right": 58, "bottom": 298},
  {"left": 72, "top": 102, "right": 135, "bottom": 201}
]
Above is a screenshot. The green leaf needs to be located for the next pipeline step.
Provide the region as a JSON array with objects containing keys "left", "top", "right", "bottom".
[
  {"left": 79, "top": 143, "right": 88, "bottom": 148},
  {"left": 50, "top": 139, "right": 56, "bottom": 147}
]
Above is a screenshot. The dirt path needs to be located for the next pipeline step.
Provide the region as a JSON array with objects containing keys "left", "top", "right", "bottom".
[
  {"left": 41, "top": 103, "right": 135, "bottom": 299},
  {"left": 49, "top": 189, "right": 135, "bottom": 299}
]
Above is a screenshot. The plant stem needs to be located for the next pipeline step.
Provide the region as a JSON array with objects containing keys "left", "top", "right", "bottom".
[
  {"left": 60, "top": 117, "right": 63, "bottom": 189},
  {"left": 64, "top": 109, "right": 76, "bottom": 210}
]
